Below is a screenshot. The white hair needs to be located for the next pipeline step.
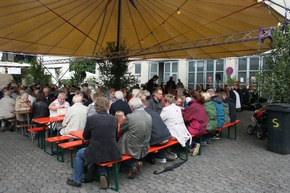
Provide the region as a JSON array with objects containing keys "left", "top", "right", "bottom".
[
  {"left": 115, "top": 91, "right": 124, "bottom": 100},
  {"left": 131, "top": 88, "right": 140, "bottom": 97},
  {"left": 58, "top": 92, "right": 66, "bottom": 99},
  {"left": 143, "top": 90, "right": 150, "bottom": 97},
  {"left": 72, "top": 94, "right": 83, "bottom": 103},
  {"left": 128, "top": 97, "right": 142, "bottom": 110},
  {"left": 21, "top": 92, "right": 28, "bottom": 99}
]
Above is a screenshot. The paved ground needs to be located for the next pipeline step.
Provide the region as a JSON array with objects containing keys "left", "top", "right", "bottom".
[{"left": 1, "top": 110, "right": 290, "bottom": 193}]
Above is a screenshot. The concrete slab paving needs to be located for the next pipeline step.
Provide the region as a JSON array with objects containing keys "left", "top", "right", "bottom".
[{"left": 0, "top": 110, "right": 290, "bottom": 193}]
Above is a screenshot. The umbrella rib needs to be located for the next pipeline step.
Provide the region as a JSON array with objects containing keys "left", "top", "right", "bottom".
[
  {"left": 96, "top": 0, "right": 119, "bottom": 54},
  {"left": 36, "top": 0, "right": 97, "bottom": 43}
]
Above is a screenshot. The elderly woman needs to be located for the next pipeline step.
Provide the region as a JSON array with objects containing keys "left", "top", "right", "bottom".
[
  {"left": 48, "top": 92, "right": 70, "bottom": 117},
  {"left": 15, "top": 92, "right": 32, "bottom": 122},
  {"left": 160, "top": 94, "right": 191, "bottom": 147},
  {"left": 66, "top": 97, "right": 122, "bottom": 189}
]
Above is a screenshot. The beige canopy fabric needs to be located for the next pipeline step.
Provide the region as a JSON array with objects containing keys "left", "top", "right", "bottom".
[{"left": 0, "top": 0, "right": 284, "bottom": 59}]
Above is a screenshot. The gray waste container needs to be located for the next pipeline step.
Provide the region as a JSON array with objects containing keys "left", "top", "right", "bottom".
[{"left": 266, "top": 103, "right": 290, "bottom": 155}]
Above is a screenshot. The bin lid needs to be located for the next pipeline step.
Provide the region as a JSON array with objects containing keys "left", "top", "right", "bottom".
[{"left": 265, "top": 103, "right": 290, "bottom": 112}]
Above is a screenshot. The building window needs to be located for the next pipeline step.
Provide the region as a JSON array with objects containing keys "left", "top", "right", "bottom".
[
  {"left": 134, "top": 63, "right": 141, "bottom": 75},
  {"left": 164, "top": 61, "right": 178, "bottom": 83}
]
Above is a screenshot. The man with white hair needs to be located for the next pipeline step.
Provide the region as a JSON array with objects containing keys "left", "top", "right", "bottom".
[
  {"left": 109, "top": 90, "right": 131, "bottom": 116},
  {"left": 60, "top": 94, "right": 88, "bottom": 136},
  {"left": 0, "top": 91, "right": 16, "bottom": 131},
  {"left": 118, "top": 97, "right": 152, "bottom": 179}
]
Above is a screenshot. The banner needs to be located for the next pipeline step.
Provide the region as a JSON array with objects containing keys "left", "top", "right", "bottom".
[{"left": 7, "top": 67, "right": 21, "bottom": 74}]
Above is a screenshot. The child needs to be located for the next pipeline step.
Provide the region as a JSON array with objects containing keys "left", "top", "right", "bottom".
[{"left": 115, "top": 111, "right": 125, "bottom": 140}]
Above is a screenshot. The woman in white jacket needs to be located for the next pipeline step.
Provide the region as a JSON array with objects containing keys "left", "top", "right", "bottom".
[{"left": 160, "top": 94, "right": 191, "bottom": 147}]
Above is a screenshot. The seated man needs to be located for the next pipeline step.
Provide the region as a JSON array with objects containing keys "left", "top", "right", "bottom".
[
  {"left": 66, "top": 97, "right": 122, "bottom": 189},
  {"left": 142, "top": 99, "right": 172, "bottom": 164},
  {"left": 0, "top": 90, "right": 16, "bottom": 131},
  {"left": 109, "top": 90, "right": 132, "bottom": 116},
  {"left": 60, "top": 95, "right": 88, "bottom": 136},
  {"left": 118, "top": 97, "right": 152, "bottom": 179}
]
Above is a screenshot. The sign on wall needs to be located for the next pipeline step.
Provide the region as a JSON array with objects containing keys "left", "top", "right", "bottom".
[{"left": 7, "top": 67, "right": 21, "bottom": 74}]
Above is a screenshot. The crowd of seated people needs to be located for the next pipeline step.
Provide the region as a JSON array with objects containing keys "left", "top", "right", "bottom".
[{"left": 0, "top": 82, "right": 241, "bottom": 189}]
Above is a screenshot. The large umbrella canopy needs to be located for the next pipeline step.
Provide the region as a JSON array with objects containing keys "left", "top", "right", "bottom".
[{"left": 0, "top": 0, "right": 285, "bottom": 59}]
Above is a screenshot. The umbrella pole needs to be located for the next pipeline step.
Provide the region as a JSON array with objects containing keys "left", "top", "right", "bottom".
[{"left": 117, "top": 0, "right": 122, "bottom": 51}]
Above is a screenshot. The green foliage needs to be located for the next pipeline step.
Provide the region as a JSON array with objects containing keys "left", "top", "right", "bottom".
[
  {"left": 225, "top": 75, "right": 237, "bottom": 86},
  {"left": 69, "top": 58, "right": 96, "bottom": 86},
  {"left": 23, "top": 62, "right": 50, "bottom": 86},
  {"left": 257, "top": 25, "right": 290, "bottom": 103},
  {"left": 96, "top": 41, "right": 137, "bottom": 90}
]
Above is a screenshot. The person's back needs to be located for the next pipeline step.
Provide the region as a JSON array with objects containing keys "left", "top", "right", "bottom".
[
  {"left": 60, "top": 95, "right": 88, "bottom": 136},
  {"left": 211, "top": 95, "right": 225, "bottom": 128},
  {"left": 144, "top": 107, "right": 171, "bottom": 146},
  {"left": 109, "top": 91, "right": 131, "bottom": 116},
  {"left": 31, "top": 99, "right": 49, "bottom": 119},
  {"left": 202, "top": 96, "right": 217, "bottom": 131},
  {"left": 119, "top": 109, "right": 152, "bottom": 158},
  {"left": 183, "top": 97, "right": 208, "bottom": 135},
  {"left": 0, "top": 91, "right": 15, "bottom": 119}
]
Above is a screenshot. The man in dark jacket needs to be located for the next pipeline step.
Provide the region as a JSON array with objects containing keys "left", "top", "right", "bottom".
[
  {"left": 147, "top": 88, "right": 163, "bottom": 114},
  {"left": 165, "top": 76, "right": 176, "bottom": 94},
  {"left": 147, "top": 75, "right": 159, "bottom": 95},
  {"left": 142, "top": 99, "right": 172, "bottom": 164},
  {"left": 66, "top": 97, "right": 122, "bottom": 189},
  {"left": 109, "top": 91, "right": 132, "bottom": 116}
]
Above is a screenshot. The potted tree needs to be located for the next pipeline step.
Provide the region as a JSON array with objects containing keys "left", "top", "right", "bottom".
[{"left": 257, "top": 24, "right": 290, "bottom": 154}]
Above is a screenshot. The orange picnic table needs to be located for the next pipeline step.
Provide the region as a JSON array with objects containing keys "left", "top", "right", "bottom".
[{"left": 69, "top": 130, "right": 84, "bottom": 140}]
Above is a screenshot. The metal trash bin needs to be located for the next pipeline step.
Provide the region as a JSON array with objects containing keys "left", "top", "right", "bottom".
[{"left": 266, "top": 103, "right": 290, "bottom": 155}]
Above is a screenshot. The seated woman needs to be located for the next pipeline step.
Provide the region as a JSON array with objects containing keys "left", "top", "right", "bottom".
[
  {"left": 30, "top": 91, "right": 49, "bottom": 120},
  {"left": 182, "top": 90, "right": 208, "bottom": 156},
  {"left": 15, "top": 92, "right": 32, "bottom": 122},
  {"left": 160, "top": 94, "right": 191, "bottom": 148},
  {"left": 66, "top": 97, "right": 122, "bottom": 189}
]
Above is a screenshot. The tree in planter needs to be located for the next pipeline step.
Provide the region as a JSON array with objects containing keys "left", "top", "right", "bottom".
[
  {"left": 23, "top": 61, "right": 50, "bottom": 87},
  {"left": 256, "top": 25, "right": 290, "bottom": 103},
  {"left": 69, "top": 58, "right": 95, "bottom": 86},
  {"left": 96, "top": 41, "right": 137, "bottom": 90}
]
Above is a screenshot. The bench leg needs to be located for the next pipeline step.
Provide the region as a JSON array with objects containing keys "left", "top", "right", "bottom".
[
  {"left": 56, "top": 146, "right": 64, "bottom": 163},
  {"left": 228, "top": 127, "right": 230, "bottom": 139},
  {"left": 234, "top": 125, "right": 237, "bottom": 140},
  {"left": 109, "top": 163, "right": 119, "bottom": 192},
  {"left": 198, "top": 137, "right": 202, "bottom": 156}
]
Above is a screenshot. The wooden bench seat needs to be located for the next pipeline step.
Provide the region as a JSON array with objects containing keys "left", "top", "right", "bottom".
[
  {"left": 96, "top": 138, "right": 181, "bottom": 192},
  {"left": 57, "top": 140, "right": 83, "bottom": 166},
  {"left": 191, "top": 119, "right": 241, "bottom": 155},
  {"left": 44, "top": 136, "right": 73, "bottom": 156},
  {"left": 27, "top": 127, "right": 49, "bottom": 147}
]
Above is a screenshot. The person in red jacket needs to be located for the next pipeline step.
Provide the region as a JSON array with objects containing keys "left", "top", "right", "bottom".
[{"left": 182, "top": 90, "right": 208, "bottom": 156}]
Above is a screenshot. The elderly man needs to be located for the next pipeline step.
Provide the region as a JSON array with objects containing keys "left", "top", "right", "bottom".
[
  {"left": 60, "top": 95, "right": 88, "bottom": 136},
  {"left": 109, "top": 90, "right": 131, "bottom": 116},
  {"left": 0, "top": 91, "right": 16, "bottom": 131},
  {"left": 118, "top": 97, "right": 152, "bottom": 179}
]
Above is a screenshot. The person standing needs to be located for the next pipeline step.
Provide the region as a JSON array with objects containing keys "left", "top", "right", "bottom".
[
  {"left": 165, "top": 76, "right": 176, "bottom": 94},
  {"left": 147, "top": 75, "right": 159, "bottom": 95}
]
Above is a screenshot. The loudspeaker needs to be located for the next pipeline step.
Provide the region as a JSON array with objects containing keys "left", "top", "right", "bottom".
[{"left": 215, "top": 73, "right": 221, "bottom": 81}]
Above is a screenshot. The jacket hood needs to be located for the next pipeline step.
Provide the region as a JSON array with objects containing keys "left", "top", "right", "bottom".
[{"left": 211, "top": 95, "right": 223, "bottom": 104}]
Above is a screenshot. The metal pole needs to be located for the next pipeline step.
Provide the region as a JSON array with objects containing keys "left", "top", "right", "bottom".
[{"left": 117, "top": 0, "right": 121, "bottom": 51}]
